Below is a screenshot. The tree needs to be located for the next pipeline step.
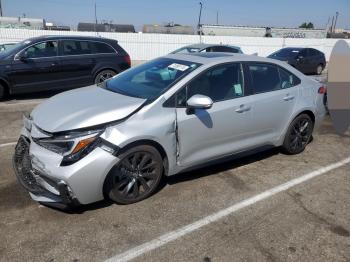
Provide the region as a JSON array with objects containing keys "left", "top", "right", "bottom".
[{"left": 299, "top": 22, "right": 314, "bottom": 29}]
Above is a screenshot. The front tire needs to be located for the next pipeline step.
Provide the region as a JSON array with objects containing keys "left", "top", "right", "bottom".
[
  {"left": 105, "top": 145, "right": 163, "bottom": 204},
  {"left": 282, "top": 114, "right": 314, "bottom": 155}
]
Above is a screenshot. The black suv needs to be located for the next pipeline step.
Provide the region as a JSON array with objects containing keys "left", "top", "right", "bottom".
[
  {"left": 0, "top": 35, "right": 131, "bottom": 99},
  {"left": 268, "top": 47, "right": 326, "bottom": 75}
]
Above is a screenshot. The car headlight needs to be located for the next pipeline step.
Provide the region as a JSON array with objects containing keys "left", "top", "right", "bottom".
[
  {"left": 60, "top": 135, "right": 101, "bottom": 166},
  {"left": 33, "top": 130, "right": 104, "bottom": 166}
]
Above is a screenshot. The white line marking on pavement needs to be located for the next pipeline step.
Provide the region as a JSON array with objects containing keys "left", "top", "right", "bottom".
[
  {"left": 106, "top": 157, "right": 350, "bottom": 262},
  {"left": 0, "top": 142, "right": 16, "bottom": 148}
]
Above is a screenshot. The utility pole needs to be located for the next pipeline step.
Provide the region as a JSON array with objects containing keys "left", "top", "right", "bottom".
[
  {"left": 330, "top": 16, "right": 334, "bottom": 33},
  {"left": 333, "top": 11, "right": 339, "bottom": 33},
  {"left": 198, "top": 2, "right": 203, "bottom": 43},
  {"left": 94, "top": 1, "right": 98, "bottom": 33},
  {"left": 216, "top": 11, "right": 219, "bottom": 25},
  {"left": 0, "top": 0, "right": 3, "bottom": 17}
]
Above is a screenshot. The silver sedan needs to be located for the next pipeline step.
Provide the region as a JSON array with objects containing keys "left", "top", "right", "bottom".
[{"left": 13, "top": 53, "right": 326, "bottom": 208}]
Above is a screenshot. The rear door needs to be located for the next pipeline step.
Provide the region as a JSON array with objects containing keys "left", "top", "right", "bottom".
[
  {"left": 245, "top": 63, "right": 300, "bottom": 145},
  {"left": 9, "top": 40, "right": 62, "bottom": 93},
  {"left": 58, "top": 40, "right": 95, "bottom": 88},
  {"left": 175, "top": 62, "right": 255, "bottom": 167}
]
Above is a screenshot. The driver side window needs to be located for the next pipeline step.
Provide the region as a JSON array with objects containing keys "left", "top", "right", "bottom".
[
  {"left": 176, "top": 63, "right": 244, "bottom": 107},
  {"left": 23, "top": 41, "right": 58, "bottom": 58}
]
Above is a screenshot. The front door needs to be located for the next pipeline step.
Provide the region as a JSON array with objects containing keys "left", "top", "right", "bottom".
[
  {"left": 176, "top": 63, "right": 254, "bottom": 167},
  {"left": 9, "top": 40, "right": 62, "bottom": 93}
]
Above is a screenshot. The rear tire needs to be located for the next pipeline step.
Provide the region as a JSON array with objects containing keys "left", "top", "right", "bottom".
[
  {"left": 0, "top": 83, "right": 5, "bottom": 100},
  {"left": 94, "top": 69, "right": 117, "bottom": 85},
  {"left": 282, "top": 114, "right": 314, "bottom": 155},
  {"left": 104, "top": 145, "right": 163, "bottom": 205}
]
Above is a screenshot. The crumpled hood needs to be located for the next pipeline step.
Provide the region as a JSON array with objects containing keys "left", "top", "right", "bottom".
[{"left": 31, "top": 85, "right": 146, "bottom": 133}]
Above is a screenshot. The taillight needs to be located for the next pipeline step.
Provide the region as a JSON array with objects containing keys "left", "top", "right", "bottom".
[
  {"left": 124, "top": 55, "right": 131, "bottom": 67},
  {"left": 318, "top": 86, "right": 327, "bottom": 94}
]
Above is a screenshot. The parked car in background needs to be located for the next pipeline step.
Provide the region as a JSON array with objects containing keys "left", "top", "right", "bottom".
[
  {"left": 171, "top": 43, "right": 243, "bottom": 54},
  {"left": 0, "top": 35, "right": 131, "bottom": 99},
  {"left": 268, "top": 47, "right": 326, "bottom": 75},
  {"left": 14, "top": 53, "right": 326, "bottom": 208},
  {"left": 0, "top": 42, "right": 17, "bottom": 52}
]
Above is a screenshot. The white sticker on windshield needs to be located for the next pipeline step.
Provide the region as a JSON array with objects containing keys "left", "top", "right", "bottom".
[{"left": 168, "top": 63, "right": 190, "bottom": 71}]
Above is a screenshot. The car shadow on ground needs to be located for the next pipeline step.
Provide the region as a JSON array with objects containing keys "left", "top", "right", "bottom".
[
  {"left": 60, "top": 146, "right": 280, "bottom": 214},
  {"left": 165, "top": 146, "right": 280, "bottom": 185}
]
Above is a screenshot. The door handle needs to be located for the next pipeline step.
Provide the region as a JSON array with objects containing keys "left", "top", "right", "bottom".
[
  {"left": 235, "top": 105, "right": 251, "bottom": 113},
  {"left": 51, "top": 62, "right": 58, "bottom": 67},
  {"left": 283, "top": 95, "right": 295, "bottom": 101}
]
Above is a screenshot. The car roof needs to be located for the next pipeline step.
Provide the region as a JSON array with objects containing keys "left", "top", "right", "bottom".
[
  {"left": 165, "top": 52, "right": 280, "bottom": 65},
  {"left": 24, "top": 35, "right": 116, "bottom": 42},
  {"left": 183, "top": 43, "right": 241, "bottom": 50},
  {"left": 281, "top": 47, "right": 305, "bottom": 51}
]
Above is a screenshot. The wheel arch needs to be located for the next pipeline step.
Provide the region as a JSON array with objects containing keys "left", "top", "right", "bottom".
[
  {"left": 117, "top": 139, "right": 169, "bottom": 176},
  {"left": 296, "top": 110, "right": 315, "bottom": 124},
  {"left": 93, "top": 67, "right": 119, "bottom": 80},
  {"left": 277, "top": 109, "right": 316, "bottom": 146},
  {"left": 102, "top": 139, "right": 169, "bottom": 201}
]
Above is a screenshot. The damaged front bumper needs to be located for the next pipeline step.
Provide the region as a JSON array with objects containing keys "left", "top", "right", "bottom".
[{"left": 13, "top": 136, "right": 80, "bottom": 209}]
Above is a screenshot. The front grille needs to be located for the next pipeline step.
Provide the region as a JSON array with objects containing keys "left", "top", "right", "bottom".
[{"left": 13, "top": 136, "right": 45, "bottom": 193}]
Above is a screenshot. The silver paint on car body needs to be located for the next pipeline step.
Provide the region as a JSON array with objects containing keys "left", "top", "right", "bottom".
[
  {"left": 31, "top": 85, "right": 146, "bottom": 133},
  {"left": 18, "top": 53, "right": 326, "bottom": 205}
]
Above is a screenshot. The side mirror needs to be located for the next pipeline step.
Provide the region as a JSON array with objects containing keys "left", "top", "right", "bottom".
[{"left": 187, "top": 94, "right": 213, "bottom": 110}]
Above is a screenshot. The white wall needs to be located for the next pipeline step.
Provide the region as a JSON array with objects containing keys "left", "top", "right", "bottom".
[{"left": 0, "top": 28, "right": 348, "bottom": 61}]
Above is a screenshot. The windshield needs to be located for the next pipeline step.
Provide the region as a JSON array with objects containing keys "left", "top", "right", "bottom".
[
  {"left": 105, "top": 58, "right": 201, "bottom": 100},
  {"left": 0, "top": 40, "right": 28, "bottom": 58},
  {"left": 171, "top": 47, "right": 201, "bottom": 54},
  {"left": 270, "top": 48, "right": 300, "bottom": 58}
]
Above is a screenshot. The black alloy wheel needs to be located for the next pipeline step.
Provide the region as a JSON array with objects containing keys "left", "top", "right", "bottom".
[
  {"left": 106, "top": 145, "right": 163, "bottom": 204},
  {"left": 282, "top": 114, "right": 314, "bottom": 155}
]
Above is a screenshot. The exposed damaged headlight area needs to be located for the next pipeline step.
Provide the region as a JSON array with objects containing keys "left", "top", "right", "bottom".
[{"left": 29, "top": 126, "right": 119, "bottom": 166}]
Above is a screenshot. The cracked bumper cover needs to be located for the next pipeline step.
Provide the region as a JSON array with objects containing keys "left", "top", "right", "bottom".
[{"left": 13, "top": 135, "right": 119, "bottom": 208}]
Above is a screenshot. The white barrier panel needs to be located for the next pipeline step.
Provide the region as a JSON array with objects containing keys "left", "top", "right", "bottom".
[{"left": 0, "top": 28, "right": 349, "bottom": 61}]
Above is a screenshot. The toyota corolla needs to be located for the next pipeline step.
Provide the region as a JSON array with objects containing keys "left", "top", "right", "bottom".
[{"left": 13, "top": 53, "right": 326, "bottom": 209}]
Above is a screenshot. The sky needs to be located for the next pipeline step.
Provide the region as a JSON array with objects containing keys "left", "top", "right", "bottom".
[{"left": 2, "top": 0, "right": 350, "bottom": 30}]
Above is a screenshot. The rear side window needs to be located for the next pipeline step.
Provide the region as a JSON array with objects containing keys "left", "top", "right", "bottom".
[
  {"left": 278, "top": 67, "right": 301, "bottom": 88},
  {"left": 247, "top": 63, "right": 281, "bottom": 93},
  {"left": 247, "top": 63, "right": 301, "bottom": 93},
  {"left": 61, "top": 40, "right": 91, "bottom": 55},
  {"left": 91, "top": 42, "right": 115, "bottom": 54},
  {"left": 299, "top": 49, "right": 308, "bottom": 57},
  {"left": 309, "top": 49, "right": 320, "bottom": 56}
]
